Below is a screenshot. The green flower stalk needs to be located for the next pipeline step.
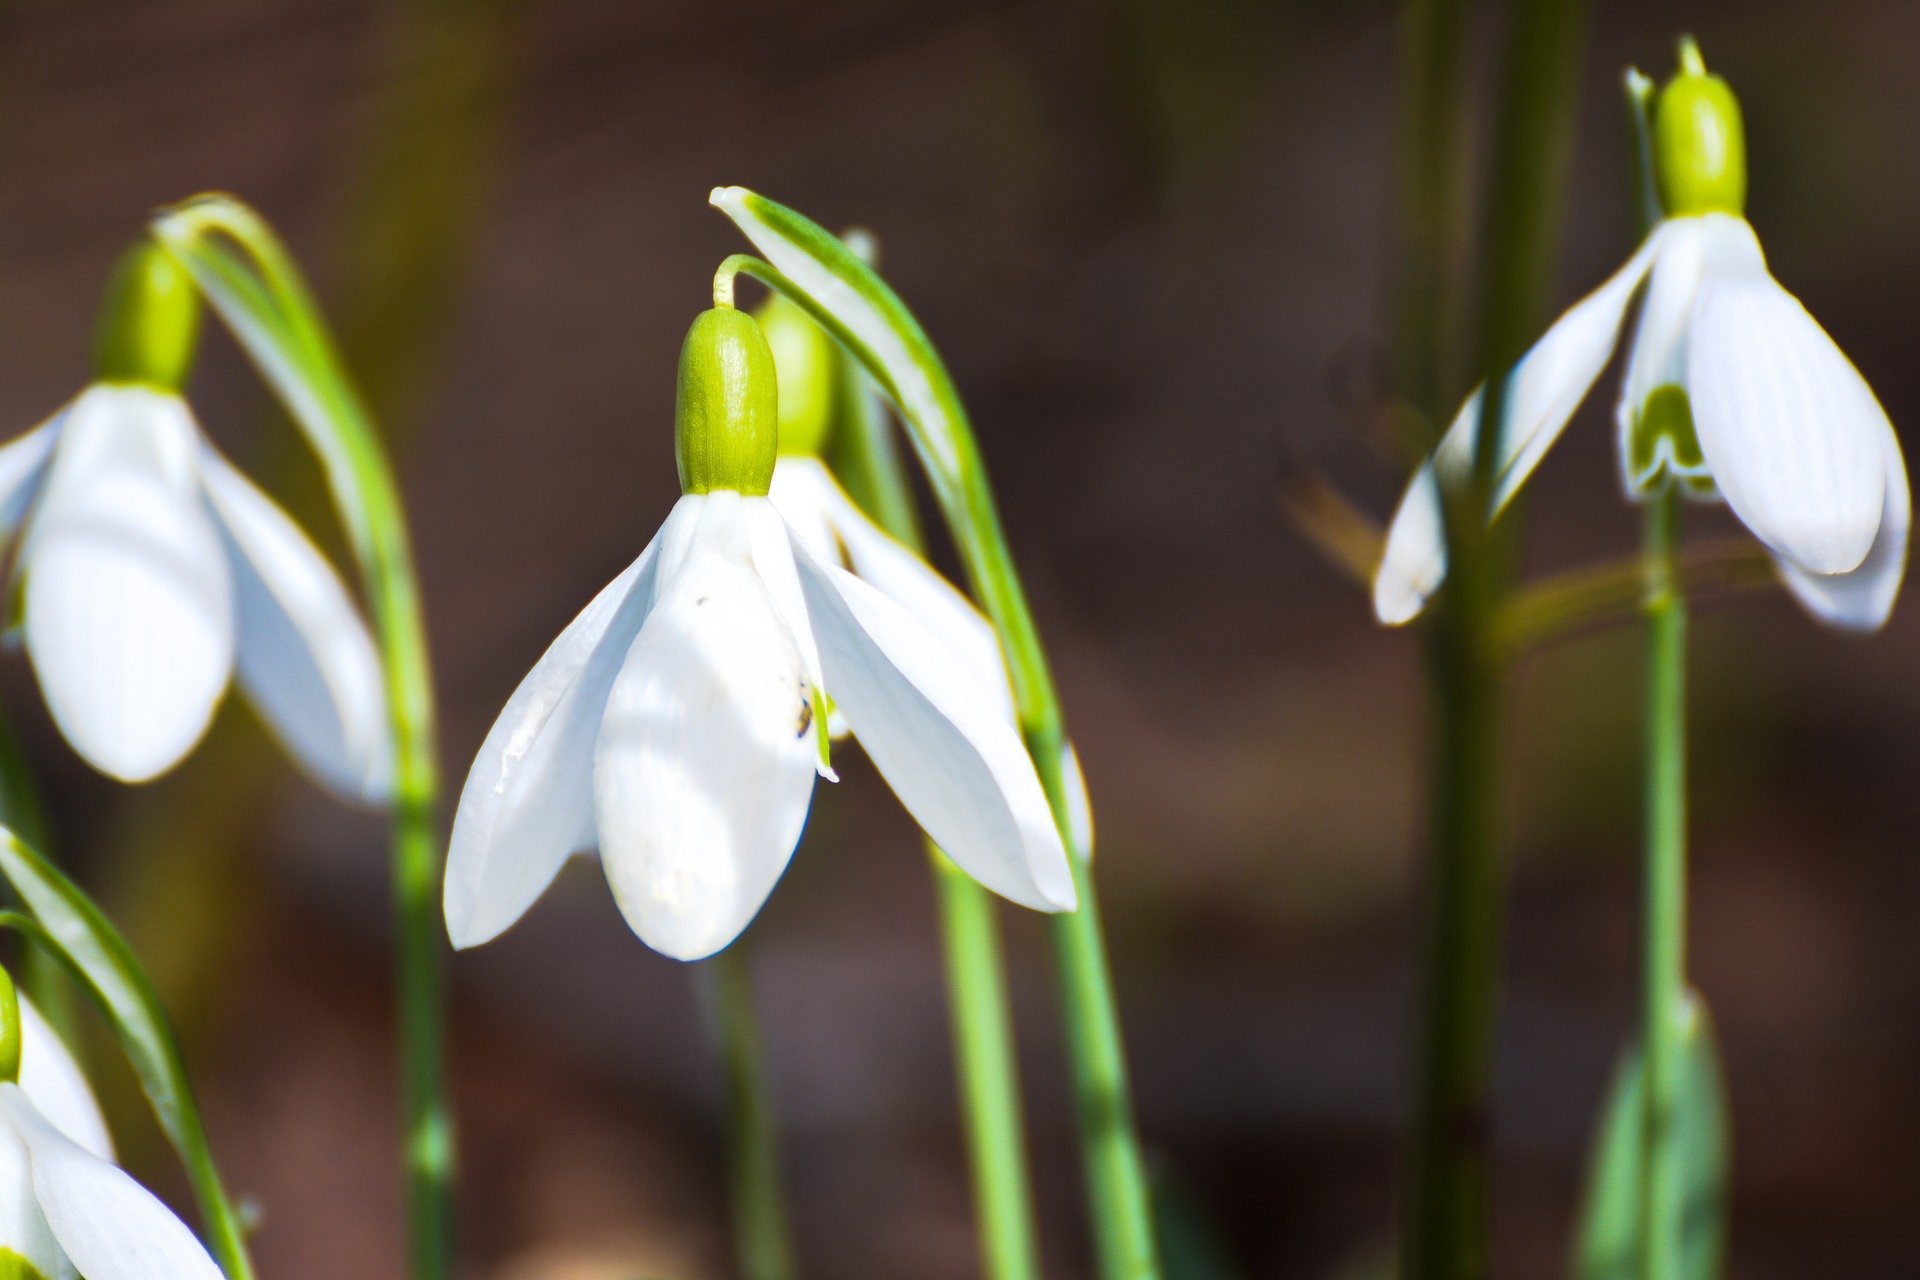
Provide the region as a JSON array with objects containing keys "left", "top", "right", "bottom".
[
  {"left": 710, "top": 187, "right": 1153, "bottom": 1280},
  {"left": 150, "top": 196, "right": 453, "bottom": 1280},
  {"left": 756, "top": 268, "right": 1046, "bottom": 1280}
]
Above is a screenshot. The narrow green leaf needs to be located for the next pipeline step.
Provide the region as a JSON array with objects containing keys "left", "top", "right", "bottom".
[
  {"left": 709, "top": 187, "right": 974, "bottom": 506},
  {"left": 0, "top": 828, "right": 254, "bottom": 1280},
  {"left": 1573, "top": 997, "right": 1728, "bottom": 1280}
]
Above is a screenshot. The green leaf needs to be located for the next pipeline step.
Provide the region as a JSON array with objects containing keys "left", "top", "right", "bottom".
[
  {"left": 0, "top": 828, "right": 255, "bottom": 1280},
  {"left": 709, "top": 186, "right": 976, "bottom": 509},
  {"left": 1573, "top": 997, "right": 1728, "bottom": 1280}
]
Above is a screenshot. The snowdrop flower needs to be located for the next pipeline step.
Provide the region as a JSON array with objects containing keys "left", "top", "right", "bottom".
[
  {"left": 0, "top": 242, "right": 388, "bottom": 798},
  {"left": 445, "top": 306, "right": 1076, "bottom": 961},
  {"left": 0, "top": 972, "right": 223, "bottom": 1280},
  {"left": 1375, "top": 39, "right": 1909, "bottom": 632}
]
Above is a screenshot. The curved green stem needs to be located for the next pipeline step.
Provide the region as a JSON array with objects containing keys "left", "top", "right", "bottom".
[
  {"left": 708, "top": 943, "right": 798, "bottom": 1280},
  {"left": 1639, "top": 490, "right": 1688, "bottom": 1280},
  {"left": 711, "top": 208, "right": 1159, "bottom": 1278},
  {"left": 152, "top": 196, "right": 451, "bottom": 1280}
]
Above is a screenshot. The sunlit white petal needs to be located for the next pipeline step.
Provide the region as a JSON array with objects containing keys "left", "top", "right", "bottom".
[
  {"left": 17, "top": 997, "right": 110, "bottom": 1162},
  {"left": 594, "top": 494, "right": 818, "bottom": 960},
  {"left": 0, "top": 1083, "right": 222, "bottom": 1280},
  {"left": 1689, "top": 215, "right": 1885, "bottom": 575},
  {"left": 743, "top": 495, "right": 831, "bottom": 777},
  {"left": 788, "top": 530, "right": 1074, "bottom": 912},
  {"left": 20, "top": 387, "right": 232, "bottom": 782},
  {"left": 0, "top": 420, "right": 58, "bottom": 539},
  {"left": 0, "top": 1120, "right": 63, "bottom": 1280},
  {"left": 1373, "top": 231, "right": 1663, "bottom": 624},
  {"left": 443, "top": 510, "right": 686, "bottom": 950},
  {"left": 1774, "top": 411, "right": 1909, "bottom": 631},
  {"left": 196, "top": 447, "right": 390, "bottom": 804}
]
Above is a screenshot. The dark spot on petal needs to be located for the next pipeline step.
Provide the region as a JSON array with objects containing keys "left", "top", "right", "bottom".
[
  {"left": 695, "top": 595, "right": 709, "bottom": 606},
  {"left": 796, "top": 698, "right": 813, "bottom": 738}
]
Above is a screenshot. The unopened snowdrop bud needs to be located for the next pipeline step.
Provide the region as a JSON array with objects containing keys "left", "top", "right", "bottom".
[
  {"left": 91, "top": 240, "right": 202, "bottom": 392},
  {"left": 757, "top": 293, "right": 838, "bottom": 458},
  {"left": 1654, "top": 37, "right": 1746, "bottom": 218},
  {"left": 676, "top": 306, "right": 779, "bottom": 496}
]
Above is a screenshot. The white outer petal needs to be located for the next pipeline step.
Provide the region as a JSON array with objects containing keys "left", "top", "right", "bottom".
[
  {"left": 442, "top": 506, "right": 692, "bottom": 950},
  {"left": 1774, "top": 412, "right": 1909, "bottom": 631},
  {"left": 0, "top": 419, "right": 58, "bottom": 538},
  {"left": 1616, "top": 216, "right": 1713, "bottom": 493},
  {"left": 593, "top": 494, "right": 818, "bottom": 961},
  {"left": 1688, "top": 214, "right": 1885, "bottom": 574},
  {"left": 787, "top": 528, "right": 1075, "bottom": 912},
  {"left": 0, "top": 1084, "right": 223, "bottom": 1280},
  {"left": 196, "top": 447, "right": 391, "bottom": 805},
  {"left": 1373, "top": 231, "right": 1663, "bottom": 624},
  {"left": 20, "top": 387, "right": 232, "bottom": 782},
  {"left": 17, "top": 996, "right": 110, "bottom": 1162},
  {"left": 0, "top": 1120, "right": 65, "bottom": 1280}
]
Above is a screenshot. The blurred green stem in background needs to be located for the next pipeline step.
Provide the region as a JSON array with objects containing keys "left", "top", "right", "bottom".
[
  {"left": 710, "top": 191, "right": 1160, "bottom": 1279},
  {"left": 153, "top": 197, "right": 453, "bottom": 1280},
  {"left": 1638, "top": 488, "right": 1688, "bottom": 1280},
  {"left": 708, "top": 942, "right": 799, "bottom": 1280},
  {"left": 813, "top": 249, "right": 1043, "bottom": 1280},
  {"left": 1397, "top": 1, "right": 1590, "bottom": 1277},
  {"left": 0, "top": 713, "right": 75, "bottom": 1041},
  {"left": 102, "top": 0, "right": 517, "bottom": 1073}
]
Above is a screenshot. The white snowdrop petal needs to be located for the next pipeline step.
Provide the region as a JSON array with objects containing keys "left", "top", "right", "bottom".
[
  {"left": 1774, "top": 413, "right": 1909, "bottom": 631},
  {"left": 1616, "top": 217, "right": 1711, "bottom": 492},
  {"left": 21, "top": 387, "right": 232, "bottom": 782},
  {"left": 788, "top": 530, "right": 1075, "bottom": 912},
  {"left": 0, "top": 1122, "right": 64, "bottom": 1280},
  {"left": 0, "top": 420, "right": 58, "bottom": 536},
  {"left": 0, "top": 1084, "right": 223, "bottom": 1280},
  {"left": 594, "top": 496, "right": 817, "bottom": 961},
  {"left": 1373, "top": 231, "right": 1662, "bottom": 624},
  {"left": 17, "top": 996, "right": 110, "bottom": 1162},
  {"left": 790, "top": 457, "right": 1016, "bottom": 717},
  {"left": 441, "top": 505, "right": 688, "bottom": 949},
  {"left": 196, "top": 447, "right": 391, "bottom": 805},
  {"left": 1689, "top": 215, "right": 1886, "bottom": 574}
]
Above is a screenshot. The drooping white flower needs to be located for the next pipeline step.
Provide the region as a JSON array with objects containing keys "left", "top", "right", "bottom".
[
  {"left": 1374, "top": 46, "right": 1908, "bottom": 633},
  {"left": 4, "top": 240, "right": 389, "bottom": 800},
  {"left": 445, "top": 308, "right": 1076, "bottom": 961},
  {"left": 1, "top": 383, "right": 391, "bottom": 800},
  {"left": 0, "top": 995, "right": 223, "bottom": 1280}
]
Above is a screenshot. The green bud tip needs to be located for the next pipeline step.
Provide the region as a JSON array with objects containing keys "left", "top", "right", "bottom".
[
  {"left": 675, "top": 306, "right": 779, "bottom": 496},
  {"left": 0, "top": 967, "right": 20, "bottom": 1084},
  {"left": 1653, "top": 35, "right": 1746, "bottom": 218},
  {"left": 756, "top": 293, "right": 838, "bottom": 459},
  {"left": 92, "top": 239, "right": 202, "bottom": 392}
]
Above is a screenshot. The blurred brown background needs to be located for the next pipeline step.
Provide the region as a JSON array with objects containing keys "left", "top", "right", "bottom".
[{"left": 2, "top": 1, "right": 1919, "bottom": 1276}]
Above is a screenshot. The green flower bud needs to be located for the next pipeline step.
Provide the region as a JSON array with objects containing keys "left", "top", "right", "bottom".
[
  {"left": 92, "top": 240, "right": 202, "bottom": 392},
  {"left": 1653, "top": 37, "right": 1746, "bottom": 218},
  {"left": 0, "top": 966, "right": 20, "bottom": 1084},
  {"left": 756, "top": 293, "right": 838, "bottom": 458},
  {"left": 676, "top": 306, "right": 779, "bottom": 496}
]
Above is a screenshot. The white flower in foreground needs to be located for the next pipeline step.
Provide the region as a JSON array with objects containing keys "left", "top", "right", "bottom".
[
  {"left": 1375, "top": 42, "right": 1908, "bottom": 633},
  {"left": 2, "top": 243, "right": 389, "bottom": 798},
  {"left": 446, "top": 307, "right": 1076, "bottom": 960},
  {"left": 0, "top": 989, "right": 222, "bottom": 1280}
]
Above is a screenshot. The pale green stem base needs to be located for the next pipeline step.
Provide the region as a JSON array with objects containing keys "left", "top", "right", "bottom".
[
  {"left": 932, "top": 852, "right": 1042, "bottom": 1280},
  {"left": 710, "top": 943, "right": 798, "bottom": 1280}
]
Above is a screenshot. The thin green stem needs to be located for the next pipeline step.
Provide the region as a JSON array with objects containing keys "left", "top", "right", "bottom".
[
  {"left": 709, "top": 943, "right": 798, "bottom": 1280},
  {"left": 153, "top": 198, "right": 451, "bottom": 1280},
  {"left": 1639, "top": 488, "right": 1688, "bottom": 1280},
  {"left": 715, "top": 248, "right": 1159, "bottom": 1280},
  {"left": 931, "top": 855, "right": 1042, "bottom": 1280},
  {"left": 823, "top": 319, "right": 1041, "bottom": 1280}
]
